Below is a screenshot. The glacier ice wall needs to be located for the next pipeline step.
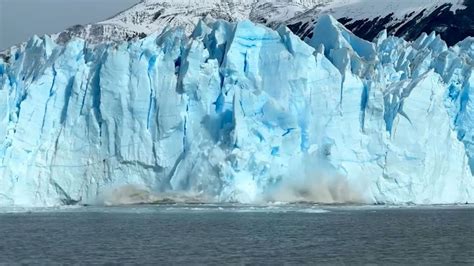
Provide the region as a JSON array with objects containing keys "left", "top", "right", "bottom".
[{"left": 0, "top": 15, "right": 473, "bottom": 207}]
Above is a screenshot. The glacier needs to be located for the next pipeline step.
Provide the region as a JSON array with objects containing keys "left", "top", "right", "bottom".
[{"left": 0, "top": 15, "right": 474, "bottom": 207}]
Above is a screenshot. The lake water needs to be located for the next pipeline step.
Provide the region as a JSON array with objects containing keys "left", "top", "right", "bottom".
[{"left": 0, "top": 205, "right": 473, "bottom": 264}]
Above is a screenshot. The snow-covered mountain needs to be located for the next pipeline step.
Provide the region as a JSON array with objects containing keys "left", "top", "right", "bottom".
[
  {"left": 288, "top": 0, "right": 473, "bottom": 46},
  {"left": 1, "top": 12, "right": 474, "bottom": 207},
  {"left": 53, "top": 0, "right": 329, "bottom": 44},
  {"left": 1, "top": 0, "right": 471, "bottom": 58},
  {"left": 47, "top": 0, "right": 472, "bottom": 47}
]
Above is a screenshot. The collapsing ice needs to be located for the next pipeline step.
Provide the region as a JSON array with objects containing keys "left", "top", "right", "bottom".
[{"left": 0, "top": 15, "right": 473, "bottom": 207}]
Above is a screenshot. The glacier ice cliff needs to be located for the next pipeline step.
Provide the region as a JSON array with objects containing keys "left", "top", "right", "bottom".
[{"left": 0, "top": 15, "right": 474, "bottom": 207}]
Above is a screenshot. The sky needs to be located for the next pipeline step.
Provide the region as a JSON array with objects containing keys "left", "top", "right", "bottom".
[{"left": 0, "top": 0, "right": 140, "bottom": 50}]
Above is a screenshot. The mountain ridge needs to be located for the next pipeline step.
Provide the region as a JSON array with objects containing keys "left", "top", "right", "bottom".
[{"left": 1, "top": 0, "right": 471, "bottom": 57}]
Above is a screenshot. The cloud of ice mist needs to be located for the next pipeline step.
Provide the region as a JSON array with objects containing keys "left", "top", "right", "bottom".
[
  {"left": 265, "top": 155, "right": 369, "bottom": 204},
  {"left": 100, "top": 185, "right": 152, "bottom": 206},
  {"left": 95, "top": 152, "right": 369, "bottom": 205},
  {"left": 98, "top": 184, "right": 213, "bottom": 206}
]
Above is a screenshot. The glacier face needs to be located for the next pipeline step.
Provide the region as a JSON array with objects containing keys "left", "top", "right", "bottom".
[{"left": 0, "top": 15, "right": 474, "bottom": 207}]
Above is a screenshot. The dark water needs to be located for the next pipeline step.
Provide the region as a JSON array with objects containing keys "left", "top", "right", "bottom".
[{"left": 0, "top": 205, "right": 473, "bottom": 264}]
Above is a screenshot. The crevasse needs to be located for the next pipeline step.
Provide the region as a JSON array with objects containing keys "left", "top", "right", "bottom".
[{"left": 0, "top": 15, "right": 473, "bottom": 207}]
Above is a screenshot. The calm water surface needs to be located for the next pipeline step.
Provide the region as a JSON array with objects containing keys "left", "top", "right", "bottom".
[{"left": 0, "top": 205, "right": 473, "bottom": 264}]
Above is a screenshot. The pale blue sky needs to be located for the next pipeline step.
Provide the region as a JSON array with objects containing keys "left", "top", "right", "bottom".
[{"left": 0, "top": 0, "right": 140, "bottom": 50}]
